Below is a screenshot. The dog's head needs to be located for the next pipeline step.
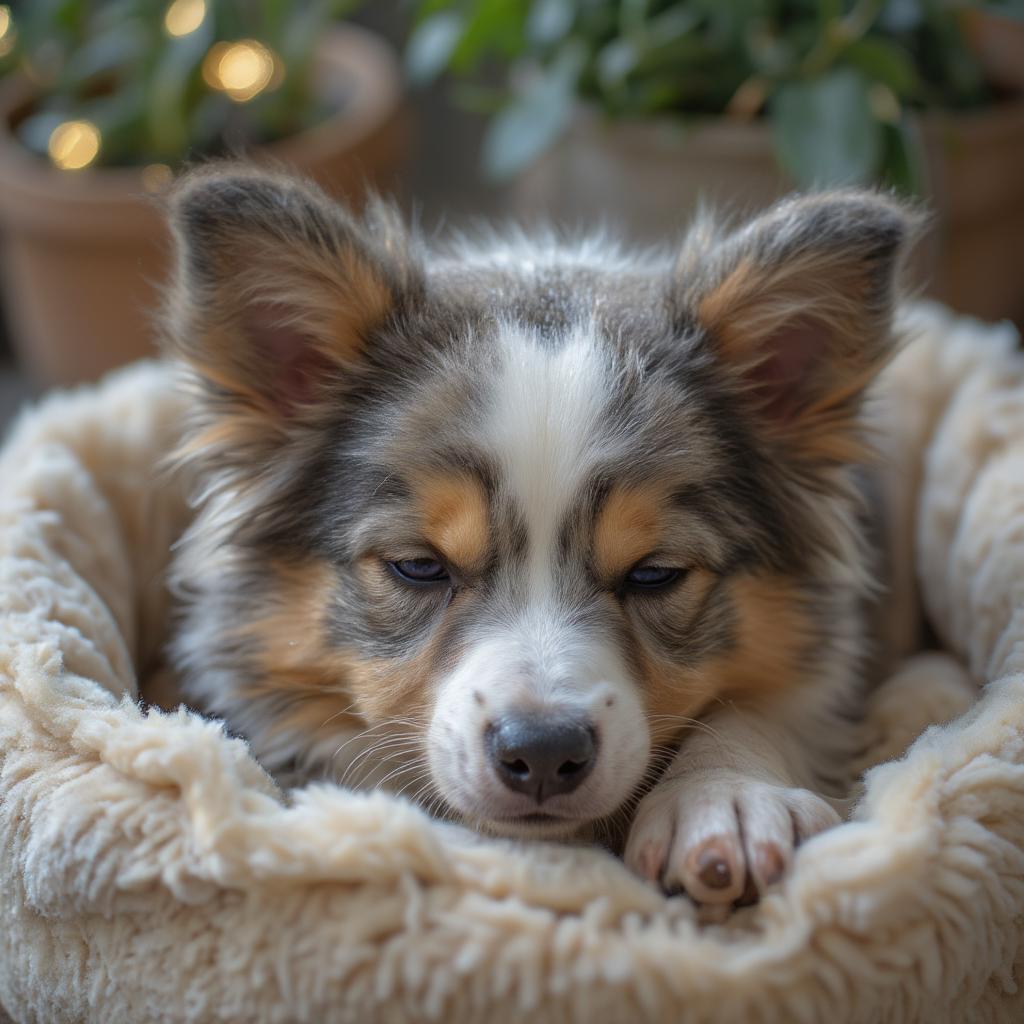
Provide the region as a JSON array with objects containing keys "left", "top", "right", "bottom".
[{"left": 166, "top": 167, "right": 915, "bottom": 838}]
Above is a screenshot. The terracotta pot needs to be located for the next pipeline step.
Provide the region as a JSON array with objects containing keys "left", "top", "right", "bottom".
[
  {"left": 961, "top": 9, "right": 1024, "bottom": 93},
  {"left": 0, "top": 25, "right": 407, "bottom": 387},
  {"left": 513, "top": 101, "right": 1024, "bottom": 326}
]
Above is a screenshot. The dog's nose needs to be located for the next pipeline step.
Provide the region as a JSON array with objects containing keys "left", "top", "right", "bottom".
[{"left": 486, "top": 715, "right": 596, "bottom": 802}]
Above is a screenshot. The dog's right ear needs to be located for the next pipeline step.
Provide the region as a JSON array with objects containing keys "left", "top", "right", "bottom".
[{"left": 164, "top": 166, "right": 419, "bottom": 442}]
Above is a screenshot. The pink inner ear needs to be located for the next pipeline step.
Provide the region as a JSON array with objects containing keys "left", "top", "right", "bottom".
[
  {"left": 244, "top": 302, "right": 333, "bottom": 417},
  {"left": 744, "top": 318, "right": 825, "bottom": 422}
]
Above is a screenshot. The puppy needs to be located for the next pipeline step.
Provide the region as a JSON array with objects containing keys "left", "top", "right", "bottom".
[{"left": 164, "top": 166, "right": 916, "bottom": 906}]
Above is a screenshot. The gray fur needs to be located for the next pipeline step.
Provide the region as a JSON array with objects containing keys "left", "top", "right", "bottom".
[{"left": 163, "top": 167, "right": 916, "bottom": 816}]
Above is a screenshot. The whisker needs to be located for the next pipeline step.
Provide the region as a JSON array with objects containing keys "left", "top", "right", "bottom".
[
  {"left": 339, "top": 734, "right": 421, "bottom": 765},
  {"left": 314, "top": 701, "right": 361, "bottom": 734},
  {"left": 375, "top": 757, "right": 431, "bottom": 791},
  {"left": 328, "top": 717, "right": 422, "bottom": 775},
  {"left": 329, "top": 722, "right": 396, "bottom": 767},
  {"left": 646, "top": 713, "right": 724, "bottom": 743},
  {"left": 406, "top": 780, "right": 433, "bottom": 808},
  {"left": 338, "top": 738, "right": 422, "bottom": 787},
  {"left": 424, "top": 790, "right": 449, "bottom": 820},
  {"left": 340, "top": 735, "right": 423, "bottom": 778},
  {"left": 393, "top": 769, "right": 436, "bottom": 801}
]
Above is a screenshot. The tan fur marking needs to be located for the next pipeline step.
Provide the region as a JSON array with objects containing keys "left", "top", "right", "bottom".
[
  {"left": 170, "top": 178, "right": 397, "bottom": 435},
  {"left": 322, "top": 251, "right": 394, "bottom": 364},
  {"left": 638, "top": 573, "right": 812, "bottom": 743},
  {"left": 696, "top": 257, "right": 766, "bottom": 366},
  {"left": 235, "top": 559, "right": 440, "bottom": 749},
  {"left": 593, "top": 484, "right": 666, "bottom": 581},
  {"left": 697, "top": 254, "right": 883, "bottom": 465},
  {"left": 697, "top": 255, "right": 871, "bottom": 366},
  {"left": 636, "top": 570, "right": 723, "bottom": 743},
  {"left": 173, "top": 406, "right": 280, "bottom": 465},
  {"left": 715, "top": 575, "right": 813, "bottom": 699},
  {"left": 641, "top": 663, "right": 721, "bottom": 747},
  {"left": 414, "top": 473, "right": 490, "bottom": 573},
  {"left": 234, "top": 238, "right": 394, "bottom": 369},
  {"left": 234, "top": 562, "right": 362, "bottom": 742}
]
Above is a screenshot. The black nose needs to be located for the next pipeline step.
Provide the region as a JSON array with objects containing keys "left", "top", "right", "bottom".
[{"left": 486, "top": 715, "right": 596, "bottom": 802}]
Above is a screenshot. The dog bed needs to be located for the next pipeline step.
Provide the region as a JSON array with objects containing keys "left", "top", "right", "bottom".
[{"left": 1, "top": 300, "right": 1023, "bottom": 1024}]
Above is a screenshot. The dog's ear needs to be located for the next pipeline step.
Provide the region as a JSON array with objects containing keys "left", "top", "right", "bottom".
[
  {"left": 673, "top": 192, "right": 919, "bottom": 464},
  {"left": 165, "top": 167, "right": 418, "bottom": 430}
]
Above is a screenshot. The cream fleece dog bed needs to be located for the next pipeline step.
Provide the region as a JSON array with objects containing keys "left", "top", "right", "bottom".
[{"left": 1, "top": 301, "right": 1023, "bottom": 1024}]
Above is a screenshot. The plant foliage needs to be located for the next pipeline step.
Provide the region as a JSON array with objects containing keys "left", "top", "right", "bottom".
[
  {"left": 3, "top": 0, "right": 359, "bottom": 167},
  {"left": 407, "top": 0, "right": 1010, "bottom": 188}
]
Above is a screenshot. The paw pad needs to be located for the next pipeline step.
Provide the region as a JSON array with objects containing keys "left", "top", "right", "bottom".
[{"left": 695, "top": 846, "right": 733, "bottom": 890}]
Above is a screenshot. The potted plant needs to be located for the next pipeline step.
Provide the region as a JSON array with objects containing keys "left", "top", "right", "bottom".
[
  {"left": 0, "top": 0, "right": 406, "bottom": 385},
  {"left": 407, "top": 0, "right": 1024, "bottom": 324}
]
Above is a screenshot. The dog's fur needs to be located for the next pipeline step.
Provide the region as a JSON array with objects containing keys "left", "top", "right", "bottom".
[{"left": 164, "top": 166, "right": 917, "bottom": 905}]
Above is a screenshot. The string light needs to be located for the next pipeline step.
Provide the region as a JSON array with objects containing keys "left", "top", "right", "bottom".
[
  {"left": 202, "top": 40, "right": 280, "bottom": 103},
  {"left": 141, "top": 163, "right": 174, "bottom": 192},
  {"left": 0, "top": 6, "right": 16, "bottom": 58},
  {"left": 48, "top": 120, "right": 101, "bottom": 171},
  {"left": 164, "top": 0, "right": 206, "bottom": 38}
]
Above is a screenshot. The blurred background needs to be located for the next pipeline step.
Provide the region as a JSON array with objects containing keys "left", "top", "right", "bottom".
[{"left": 0, "top": 0, "right": 1021, "bottom": 425}]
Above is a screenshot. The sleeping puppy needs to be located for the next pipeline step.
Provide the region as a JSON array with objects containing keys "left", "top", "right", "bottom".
[{"left": 164, "top": 166, "right": 916, "bottom": 906}]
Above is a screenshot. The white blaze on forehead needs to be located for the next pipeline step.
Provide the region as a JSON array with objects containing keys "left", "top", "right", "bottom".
[
  {"left": 423, "top": 320, "right": 653, "bottom": 830},
  {"left": 487, "top": 323, "right": 609, "bottom": 595}
]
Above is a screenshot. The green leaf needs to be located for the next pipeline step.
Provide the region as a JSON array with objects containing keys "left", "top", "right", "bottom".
[
  {"left": 264, "top": 0, "right": 293, "bottom": 40},
  {"left": 46, "top": 0, "right": 83, "bottom": 36},
  {"left": 16, "top": 111, "right": 66, "bottom": 158},
  {"left": 599, "top": 7, "right": 704, "bottom": 87},
  {"left": 527, "top": 0, "right": 574, "bottom": 46},
  {"left": 78, "top": 85, "right": 147, "bottom": 163},
  {"left": 877, "top": 0, "right": 924, "bottom": 33},
  {"left": 59, "top": 22, "right": 148, "bottom": 91},
  {"left": 146, "top": 29, "right": 208, "bottom": 160},
  {"left": 411, "top": 0, "right": 460, "bottom": 19},
  {"left": 405, "top": 12, "right": 463, "bottom": 85},
  {"left": 482, "top": 42, "right": 584, "bottom": 181},
  {"left": 275, "top": 2, "right": 333, "bottom": 115},
  {"left": 879, "top": 118, "right": 926, "bottom": 195},
  {"left": 843, "top": 37, "right": 921, "bottom": 98},
  {"left": 450, "top": 0, "right": 530, "bottom": 73},
  {"left": 597, "top": 38, "right": 637, "bottom": 89},
  {"left": 771, "top": 68, "right": 884, "bottom": 188},
  {"left": 482, "top": 82, "right": 571, "bottom": 181},
  {"left": 645, "top": 5, "right": 701, "bottom": 44},
  {"left": 619, "top": 0, "right": 651, "bottom": 38},
  {"left": 188, "top": 92, "right": 234, "bottom": 157}
]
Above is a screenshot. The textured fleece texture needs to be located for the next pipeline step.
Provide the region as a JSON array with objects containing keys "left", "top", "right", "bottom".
[{"left": 0, "top": 302, "right": 1022, "bottom": 1024}]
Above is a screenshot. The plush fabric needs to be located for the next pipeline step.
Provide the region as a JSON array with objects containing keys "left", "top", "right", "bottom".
[{"left": 0, "top": 302, "right": 1022, "bottom": 1024}]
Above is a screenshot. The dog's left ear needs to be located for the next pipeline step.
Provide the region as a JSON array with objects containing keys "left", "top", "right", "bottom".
[{"left": 674, "top": 191, "right": 919, "bottom": 463}]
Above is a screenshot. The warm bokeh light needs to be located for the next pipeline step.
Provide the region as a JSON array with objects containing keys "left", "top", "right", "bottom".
[
  {"left": 202, "top": 40, "right": 279, "bottom": 102},
  {"left": 47, "top": 120, "right": 101, "bottom": 171},
  {"left": 164, "top": 0, "right": 206, "bottom": 38},
  {"left": 141, "top": 163, "right": 174, "bottom": 192},
  {"left": 0, "top": 5, "right": 16, "bottom": 58}
]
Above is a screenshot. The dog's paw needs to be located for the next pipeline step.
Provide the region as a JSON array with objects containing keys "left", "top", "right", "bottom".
[{"left": 623, "top": 774, "right": 841, "bottom": 904}]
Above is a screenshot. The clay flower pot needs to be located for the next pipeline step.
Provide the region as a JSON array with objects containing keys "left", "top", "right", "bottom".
[
  {"left": 0, "top": 25, "right": 407, "bottom": 387},
  {"left": 513, "top": 100, "right": 1024, "bottom": 327}
]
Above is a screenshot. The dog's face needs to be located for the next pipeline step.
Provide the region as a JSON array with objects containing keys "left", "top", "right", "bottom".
[{"left": 167, "top": 169, "right": 912, "bottom": 838}]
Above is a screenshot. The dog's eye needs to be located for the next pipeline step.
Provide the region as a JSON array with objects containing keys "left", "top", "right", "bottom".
[
  {"left": 388, "top": 558, "right": 450, "bottom": 585},
  {"left": 624, "top": 566, "right": 681, "bottom": 589}
]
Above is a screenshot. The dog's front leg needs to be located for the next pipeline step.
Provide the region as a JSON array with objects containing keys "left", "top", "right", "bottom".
[{"left": 623, "top": 703, "right": 843, "bottom": 904}]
